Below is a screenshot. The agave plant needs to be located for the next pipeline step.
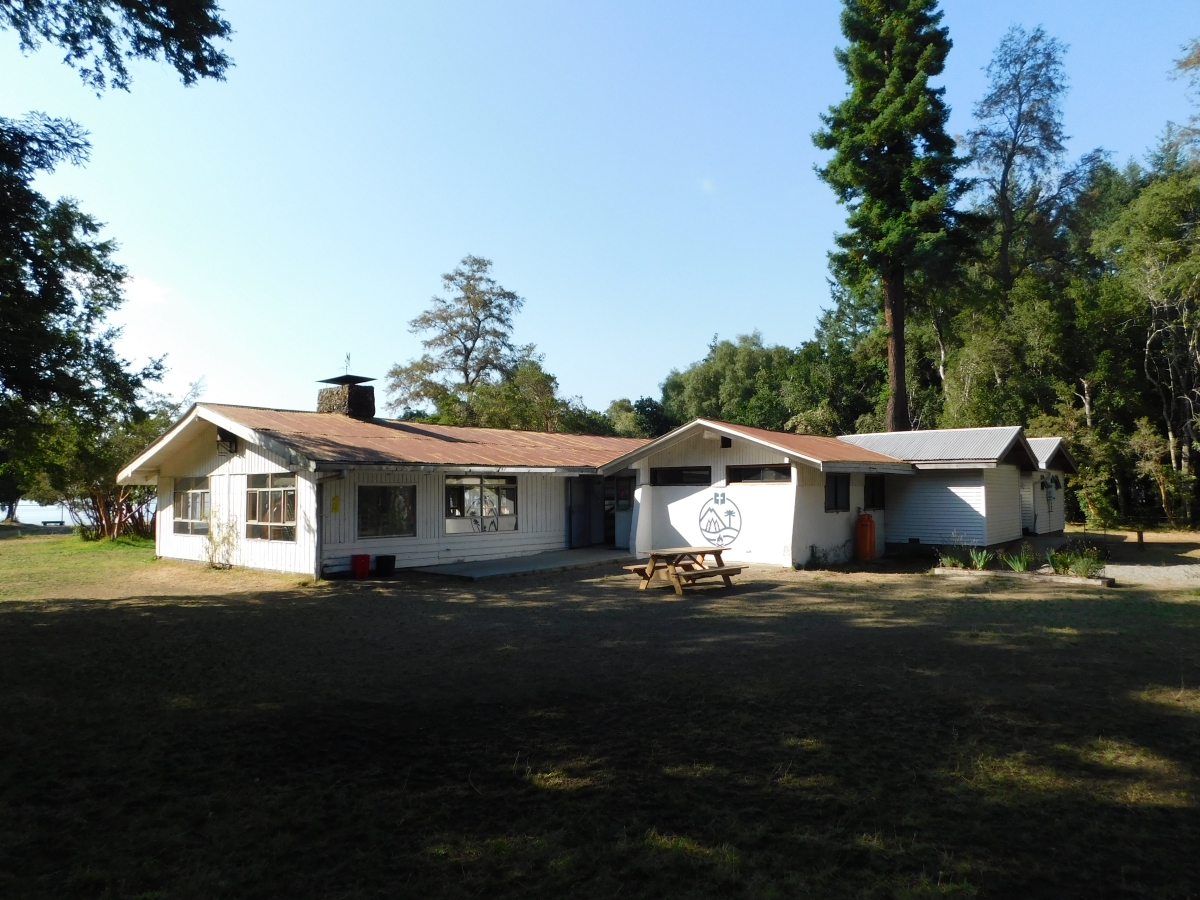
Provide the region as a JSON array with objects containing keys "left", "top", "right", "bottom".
[{"left": 968, "top": 548, "right": 994, "bottom": 570}]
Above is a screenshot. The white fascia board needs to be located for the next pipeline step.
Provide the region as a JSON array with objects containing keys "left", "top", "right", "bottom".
[
  {"left": 822, "top": 461, "right": 915, "bottom": 475},
  {"left": 117, "top": 404, "right": 202, "bottom": 483},
  {"left": 596, "top": 421, "right": 711, "bottom": 474},
  {"left": 913, "top": 461, "right": 995, "bottom": 469},
  {"left": 315, "top": 463, "right": 599, "bottom": 475},
  {"left": 116, "top": 404, "right": 315, "bottom": 484},
  {"left": 193, "top": 406, "right": 313, "bottom": 471}
]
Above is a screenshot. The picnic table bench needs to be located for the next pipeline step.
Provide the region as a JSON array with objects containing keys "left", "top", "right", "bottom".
[{"left": 624, "top": 546, "right": 744, "bottom": 595}]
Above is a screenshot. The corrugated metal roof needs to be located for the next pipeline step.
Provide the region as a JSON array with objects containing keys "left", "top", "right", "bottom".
[
  {"left": 1026, "top": 437, "right": 1078, "bottom": 473},
  {"left": 203, "top": 404, "right": 649, "bottom": 468},
  {"left": 704, "top": 420, "right": 909, "bottom": 465},
  {"left": 839, "top": 426, "right": 1029, "bottom": 464}
]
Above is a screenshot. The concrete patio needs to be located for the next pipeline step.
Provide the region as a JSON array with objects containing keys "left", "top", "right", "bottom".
[{"left": 413, "top": 546, "right": 633, "bottom": 580}]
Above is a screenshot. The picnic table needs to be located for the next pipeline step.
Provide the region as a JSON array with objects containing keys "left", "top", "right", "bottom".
[{"left": 624, "top": 546, "right": 744, "bottom": 596}]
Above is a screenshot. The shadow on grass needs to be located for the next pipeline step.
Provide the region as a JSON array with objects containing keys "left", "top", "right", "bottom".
[{"left": 1, "top": 569, "right": 1198, "bottom": 898}]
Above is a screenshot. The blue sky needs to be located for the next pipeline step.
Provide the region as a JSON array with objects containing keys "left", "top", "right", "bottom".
[{"left": 2, "top": 1, "right": 1196, "bottom": 414}]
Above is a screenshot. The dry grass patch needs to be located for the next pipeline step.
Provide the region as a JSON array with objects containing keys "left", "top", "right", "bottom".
[{"left": 2, "top": 537, "right": 1200, "bottom": 897}]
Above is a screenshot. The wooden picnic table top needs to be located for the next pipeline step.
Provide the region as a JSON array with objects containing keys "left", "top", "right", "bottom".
[{"left": 649, "top": 547, "right": 724, "bottom": 557}]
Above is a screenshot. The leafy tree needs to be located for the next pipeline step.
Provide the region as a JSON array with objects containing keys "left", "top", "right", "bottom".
[
  {"left": 814, "top": 0, "right": 969, "bottom": 431},
  {"left": 967, "top": 25, "right": 1080, "bottom": 294},
  {"left": 1, "top": 0, "right": 232, "bottom": 91},
  {"left": 0, "top": 114, "right": 160, "bottom": 448},
  {"left": 1094, "top": 170, "right": 1200, "bottom": 484},
  {"left": 387, "top": 256, "right": 528, "bottom": 412}
]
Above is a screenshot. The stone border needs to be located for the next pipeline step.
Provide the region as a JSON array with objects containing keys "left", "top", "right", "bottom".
[{"left": 932, "top": 567, "right": 1114, "bottom": 588}]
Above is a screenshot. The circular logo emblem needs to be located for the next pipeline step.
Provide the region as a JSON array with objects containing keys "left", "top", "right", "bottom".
[{"left": 698, "top": 492, "right": 741, "bottom": 547}]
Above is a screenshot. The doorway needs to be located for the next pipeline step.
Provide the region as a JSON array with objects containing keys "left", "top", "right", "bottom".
[{"left": 568, "top": 476, "right": 606, "bottom": 548}]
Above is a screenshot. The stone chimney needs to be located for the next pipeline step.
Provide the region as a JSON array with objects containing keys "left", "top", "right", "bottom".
[{"left": 316, "top": 375, "right": 376, "bottom": 419}]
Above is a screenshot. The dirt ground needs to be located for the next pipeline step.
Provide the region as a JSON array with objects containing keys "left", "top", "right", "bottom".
[{"left": 1, "top": 540, "right": 1199, "bottom": 898}]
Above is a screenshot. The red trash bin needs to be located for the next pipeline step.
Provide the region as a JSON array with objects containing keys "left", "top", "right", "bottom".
[{"left": 350, "top": 554, "right": 370, "bottom": 579}]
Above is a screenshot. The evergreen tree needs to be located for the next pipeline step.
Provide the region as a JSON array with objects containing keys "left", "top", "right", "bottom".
[{"left": 814, "top": 0, "right": 969, "bottom": 431}]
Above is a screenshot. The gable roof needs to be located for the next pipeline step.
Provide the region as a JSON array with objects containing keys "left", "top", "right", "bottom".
[
  {"left": 597, "top": 418, "right": 913, "bottom": 474},
  {"left": 1026, "top": 437, "right": 1079, "bottom": 474},
  {"left": 118, "top": 403, "right": 649, "bottom": 483},
  {"left": 839, "top": 426, "right": 1038, "bottom": 470}
]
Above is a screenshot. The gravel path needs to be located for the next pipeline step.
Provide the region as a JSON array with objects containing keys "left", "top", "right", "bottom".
[{"left": 1106, "top": 563, "right": 1200, "bottom": 586}]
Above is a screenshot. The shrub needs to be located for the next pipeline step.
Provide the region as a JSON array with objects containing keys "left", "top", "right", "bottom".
[
  {"left": 1002, "top": 542, "right": 1035, "bottom": 572},
  {"left": 205, "top": 517, "right": 238, "bottom": 570},
  {"left": 1067, "top": 546, "right": 1105, "bottom": 579},
  {"left": 938, "top": 548, "right": 966, "bottom": 569},
  {"left": 968, "top": 548, "right": 994, "bottom": 570},
  {"left": 1046, "top": 549, "right": 1071, "bottom": 575}
]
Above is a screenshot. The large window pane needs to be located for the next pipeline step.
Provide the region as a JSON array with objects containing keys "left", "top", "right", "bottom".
[
  {"left": 248, "top": 474, "right": 268, "bottom": 489},
  {"left": 358, "top": 485, "right": 416, "bottom": 538},
  {"left": 270, "top": 490, "right": 283, "bottom": 523},
  {"left": 284, "top": 490, "right": 296, "bottom": 524}
]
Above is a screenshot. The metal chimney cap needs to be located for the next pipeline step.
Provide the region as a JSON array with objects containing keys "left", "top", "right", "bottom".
[{"left": 317, "top": 375, "right": 375, "bottom": 385}]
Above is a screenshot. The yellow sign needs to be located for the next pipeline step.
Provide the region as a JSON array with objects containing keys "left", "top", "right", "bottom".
[{"left": 331, "top": 495, "right": 340, "bottom": 514}]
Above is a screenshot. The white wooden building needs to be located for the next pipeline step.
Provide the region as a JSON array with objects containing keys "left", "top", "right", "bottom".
[
  {"left": 598, "top": 419, "right": 913, "bottom": 567},
  {"left": 1021, "top": 437, "right": 1078, "bottom": 535},
  {"left": 838, "top": 427, "right": 1040, "bottom": 549},
  {"left": 117, "top": 380, "right": 647, "bottom": 577},
  {"left": 118, "top": 378, "right": 1070, "bottom": 574}
]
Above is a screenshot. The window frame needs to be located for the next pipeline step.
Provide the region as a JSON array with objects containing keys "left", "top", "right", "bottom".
[
  {"left": 726, "top": 465, "right": 792, "bottom": 484},
  {"left": 444, "top": 475, "right": 518, "bottom": 534},
  {"left": 245, "top": 472, "right": 298, "bottom": 542},
  {"left": 824, "top": 473, "right": 850, "bottom": 512},
  {"left": 863, "top": 474, "right": 885, "bottom": 510},
  {"left": 172, "top": 476, "right": 210, "bottom": 535},
  {"left": 649, "top": 466, "right": 711, "bottom": 487},
  {"left": 357, "top": 484, "right": 417, "bottom": 539}
]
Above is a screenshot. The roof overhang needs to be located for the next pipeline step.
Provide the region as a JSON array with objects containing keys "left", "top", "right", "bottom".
[
  {"left": 597, "top": 418, "right": 914, "bottom": 476},
  {"left": 311, "top": 463, "right": 600, "bottom": 476},
  {"left": 1037, "top": 443, "right": 1079, "bottom": 475},
  {"left": 117, "top": 404, "right": 313, "bottom": 485}
]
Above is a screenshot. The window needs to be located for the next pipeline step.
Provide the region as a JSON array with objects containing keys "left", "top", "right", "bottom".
[
  {"left": 173, "top": 477, "right": 210, "bottom": 535},
  {"left": 246, "top": 473, "right": 297, "bottom": 541},
  {"left": 727, "top": 465, "right": 791, "bottom": 484},
  {"left": 445, "top": 475, "right": 517, "bottom": 533},
  {"left": 864, "top": 475, "right": 885, "bottom": 510},
  {"left": 615, "top": 476, "right": 635, "bottom": 511},
  {"left": 824, "top": 473, "right": 850, "bottom": 512},
  {"left": 358, "top": 485, "right": 416, "bottom": 538},
  {"left": 649, "top": 466, "right": 711, "bottom": 486}
]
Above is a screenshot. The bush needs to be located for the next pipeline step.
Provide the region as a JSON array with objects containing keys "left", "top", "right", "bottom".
[
  {"left": 969, "top": 548, "right": 994, "bottom": 570},
  {"left": 1001, "top": 542, "right": 1035, "bottom": 571},
  {"left": 938, "top": 547, "right": 966, "bottom": 569},
  {"left": 1046, "top": 549, "right": 1071, "bottom": 575}
]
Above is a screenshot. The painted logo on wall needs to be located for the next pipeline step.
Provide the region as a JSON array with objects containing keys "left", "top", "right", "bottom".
[{"left": 699, "top": 492, "right": 741, "bottom": 546}]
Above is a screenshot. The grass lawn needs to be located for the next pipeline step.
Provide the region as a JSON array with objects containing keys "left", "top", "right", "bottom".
[{"left": 1, "top": 536, "right": 1199, "bottom": 898}]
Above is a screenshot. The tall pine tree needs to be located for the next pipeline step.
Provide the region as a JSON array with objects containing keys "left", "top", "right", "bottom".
[{"left": 814, "top": 0, "right": 967, "bottom": 431}]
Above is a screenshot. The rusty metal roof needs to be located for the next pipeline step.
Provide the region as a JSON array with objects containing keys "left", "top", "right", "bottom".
[
  {"left": 705, "top": 420, "right": 909, "bottom": 465},
  {"left": 204, "top": 404, "right": 649, "bottom": 468}
]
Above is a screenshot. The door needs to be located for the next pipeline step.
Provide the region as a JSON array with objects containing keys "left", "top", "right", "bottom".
[{"left": 568, "top": 476, "right": 607, "bottom": 547}]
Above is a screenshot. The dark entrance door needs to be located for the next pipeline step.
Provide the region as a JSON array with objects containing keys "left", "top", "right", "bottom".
[{"left": 568, "top": 476, "right": 607, "bottom": 548}]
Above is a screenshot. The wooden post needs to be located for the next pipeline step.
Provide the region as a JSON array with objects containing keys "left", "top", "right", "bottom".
[{"left": 1137, "top": 530, "right": 1145, "bottom": 551}]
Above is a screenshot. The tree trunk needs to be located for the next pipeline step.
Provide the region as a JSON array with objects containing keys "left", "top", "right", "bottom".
[
  {"left": 3, "top": 500, "right": 16, "bottom": 522},
  {"left": 883, "top": 271, "right": 909, "bottom": 432}
]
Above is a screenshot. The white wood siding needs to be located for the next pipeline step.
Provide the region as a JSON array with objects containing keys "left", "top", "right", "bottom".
[
  {"left": 1020, "top": 473, "right": 1035, "bottom": 532},
  {"left": 319, "top": 470, "right": 568, "bottom": 573},
  {"left": 155, "top": 424, "right": 317, "bottom": 576},
  {"left": 984, "top": 465, "right": 1022, "bottom": 546},
  {"left": 1022, "top": 469, "right": 1065, "bottom": 534},
  {"left": 791, "top": 468, "right": 877, "bottom": 566},
  {"left": 883, "top": 471, "right": 985, "bottom": 546}
]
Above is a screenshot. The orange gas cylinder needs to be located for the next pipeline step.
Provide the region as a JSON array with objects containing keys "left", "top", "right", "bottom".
[{"left": 854, "top": 513, "right": 876, "bottom": 562}]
